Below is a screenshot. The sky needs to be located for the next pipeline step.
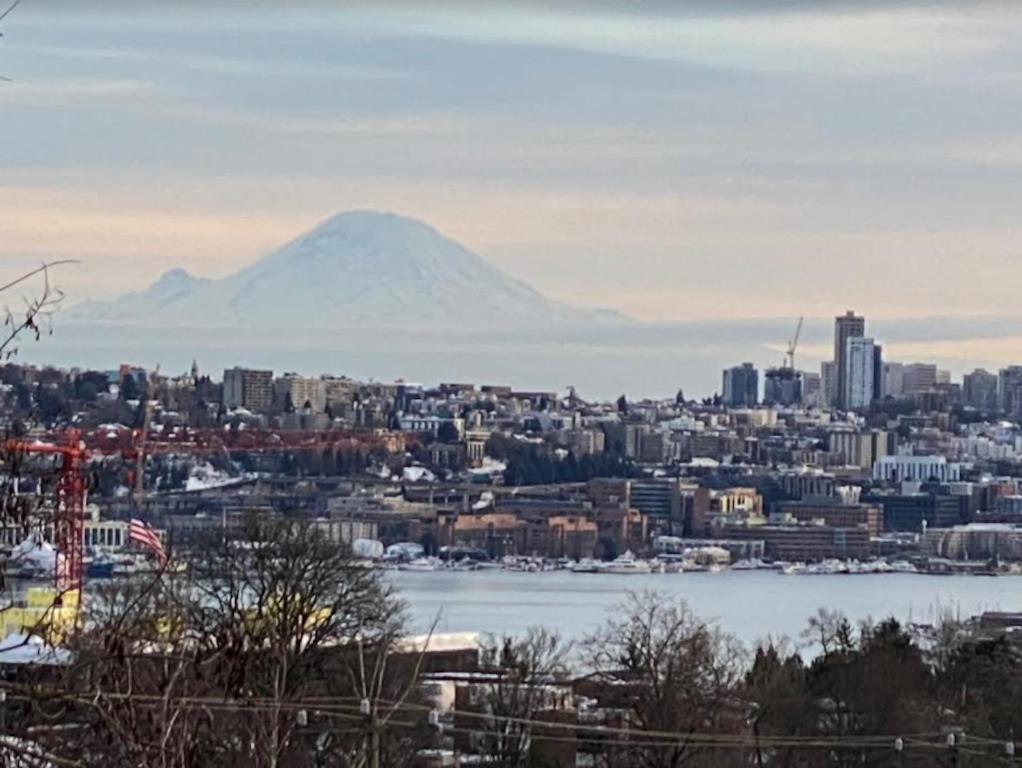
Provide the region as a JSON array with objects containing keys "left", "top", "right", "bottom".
[{"left": 3, "top": 0, "right": 1022, "bottom": 390}]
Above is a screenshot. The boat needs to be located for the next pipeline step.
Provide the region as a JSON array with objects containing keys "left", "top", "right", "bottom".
[
  {"left": 570, "top": 558, "right": 605, "bottom": 574},
  {"left": 86, "top": 552, "right": 117, "bottom": 579},
  {"left": 731, "top": 559, "right": 762, "bottom": 571},
  {"left": 889, "top": 560, "right": 918, "bottom": 574},
  {"left": 502, "top": 557, "right": 542, "bottom": 573},
  {"left": 603, "top": 551, "right": 653, "bottom": 575},
  {"left": 399, "top": 557, "right": 440, "bottom": 572}
]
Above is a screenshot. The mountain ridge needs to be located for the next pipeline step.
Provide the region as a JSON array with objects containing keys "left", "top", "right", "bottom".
[{"left": 70, "top": 210, "right": 630, "bottom": 330}]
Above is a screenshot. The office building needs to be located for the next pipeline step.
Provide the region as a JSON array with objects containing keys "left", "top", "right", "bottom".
[
  {"left": 630, "top": 478, "right": 681, "bottom": 521},
  {"left": 903, "top": 363, "right": 938, "bottom": 395},
  {"left": 722, "top": 363, "right": 759, "bottom": 407},
  {"left": 763, "top": 367, "right": 802, "bottom": 406},
  {"left": 845, "top": 336, "right": 877, "bottom": 410},
  {"left": 724, "top": 523, "right": 872, "bottom": 562},
  {"left": 873, "top": 455, "right": 961, "bottom": 484},
  {"left": 829, "top": 428, "right": 892, "bottom": 470},
  {"left": 274, "top": 373, "right": 327, "bottom": 413},
  {"left": 999, "top": 366, "right": 1022, "bottom": 419},
  {"left": 776, "top": 501, "right": 884, "bottom": 537},
  {"left": 872, "top": 344, "right": 884, "bottom": 402},
  {"left": 882, "top": 362, "right": 905, "bottom": 399},
  {"left": 821, "top": 361, "right": 838, "bottom": 407},
  {"left": 223, "top": 367, "right": 274, "bottom": 411},
  {"left": 963, "top": 369, "right": 998, "bottom": 411},
  {"left": 801, "top": 371, "right": 823, "bottom": 408},
  {"left": 863, "top": 493, "right": 964, "bottom": 532},
  {"left": 834, "top": 311, "right": 865, "bottom": 409}
]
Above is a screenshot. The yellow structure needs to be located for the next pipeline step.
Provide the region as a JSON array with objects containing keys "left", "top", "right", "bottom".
[{"left": 0, "top": 587, "right": 80, "bottom": 644}]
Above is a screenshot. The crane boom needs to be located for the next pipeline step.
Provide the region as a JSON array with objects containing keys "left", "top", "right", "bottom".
[{"left": 786, "top": 316, "right": 804, "bottom": 370}]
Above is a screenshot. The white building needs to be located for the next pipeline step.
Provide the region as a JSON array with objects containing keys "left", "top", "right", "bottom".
[
  {"left": 873, "top": 455, "right": 962, "bottom": 483},
  {"left": 845, "top": 337, "right": 877, "bottom": 410}
]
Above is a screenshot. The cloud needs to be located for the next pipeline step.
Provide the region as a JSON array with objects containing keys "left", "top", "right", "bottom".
[{"left": 0, "top": 78, "right": 154, "bottom": 104}]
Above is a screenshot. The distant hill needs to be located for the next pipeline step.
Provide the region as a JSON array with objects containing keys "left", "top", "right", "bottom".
[{"left": 69, "top": 210, "right": 629, "bottom": 329}]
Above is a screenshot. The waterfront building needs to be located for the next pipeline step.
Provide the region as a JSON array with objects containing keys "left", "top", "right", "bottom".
[
  {"left": 723, "top": 522, "right": 872, "bottom": 562},
  {"left": 921, "top": 524, "right": 1022, "bottom": 561},
  {"left": 863, "top": 492, "right": 964, "bottom": 532},
  {"left": 775, "top": 501, "right": 884, "bottom": 536},
  {"left": 629, "top": 478, "right": 681, "bottom": 521}
]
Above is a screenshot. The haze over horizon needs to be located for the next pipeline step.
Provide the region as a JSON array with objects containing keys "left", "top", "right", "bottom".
[{"left": 4, "top": 0, "right": 1022, "bottom": 390}]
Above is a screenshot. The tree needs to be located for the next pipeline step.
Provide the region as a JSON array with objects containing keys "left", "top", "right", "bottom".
[
  {"left": 18, "top": 517, "right": 430, "bottom": 768},
  {"left": 585, "top": 591, "right": 745, "bottom": 768},
  {"left": 472, "top": 628, "right": 571, "bottom": 767},
  {"left": 0, "top": 262, "right": 71, "bottom": 361}
]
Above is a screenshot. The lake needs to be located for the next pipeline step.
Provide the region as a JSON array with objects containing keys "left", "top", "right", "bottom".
[{"left": 391, "top": 569, "right": 1022, "bottom": 649}]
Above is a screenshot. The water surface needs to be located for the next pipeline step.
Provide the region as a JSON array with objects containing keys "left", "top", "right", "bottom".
[{"left": 392, "top": 570, "right": 1022, "bottom": 648}]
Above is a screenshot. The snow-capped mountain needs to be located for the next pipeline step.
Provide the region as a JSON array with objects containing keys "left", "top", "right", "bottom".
[{"left": 70, "top": 211, "right": 627, "bottom": 329}]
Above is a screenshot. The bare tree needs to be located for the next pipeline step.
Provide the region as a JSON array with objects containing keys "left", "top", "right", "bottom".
[
  {"left": 0, "top": 262, "right": 73, "bottom": 361},
  {"left": 0, "top": 1, "right": 21, "bottom": 84},
  {"left": 467, "top": 628, "right": 571, "bottom": 767},
  {"left": 12, "top": 516, "right": 430, "bottom": 768},
  {"left": 585, "top": 591, "right": 746, "bottom": 768}
]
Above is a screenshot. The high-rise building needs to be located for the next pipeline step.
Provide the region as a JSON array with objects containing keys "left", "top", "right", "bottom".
[
  {"left": 274, "top": 373, "right": 327, "bottom": 413},
  {"left": 763, "top": 367, "right": 802, "bottom": 406},
  {"left": 802, "top": 371, "right": 823, "bottom": 408},
  {"left": 223, "top": 367, "right": 274, "bottom": 411},
  {"left": 834, "top": 311, "right": 865, "bottom": 409},
  {"left": 830, "top": 428, "right": 892, "bottom": 470},
  {"left": 821, "top": 361, "right": 838, "bottom": 407},
  {"left": 903, "top": 363, "right": 938, "bottom": 395},
  {"left": 845, "top": 337, "right": 877, "bottom": 410},
  {"left": 722, "top": 363, "right": 759, "bottom": 407},
  {"left": 963, "top": 368, "right": 998, "bottom": 411},
  {"left": 882, "top": 362, "right": 905, "bottom": 399},
  {"left": 872, "top": 344, "right": 884, "bottom": 402},
  {"left": 999, "top": 366, "right": 1022, "bottom": 418}
]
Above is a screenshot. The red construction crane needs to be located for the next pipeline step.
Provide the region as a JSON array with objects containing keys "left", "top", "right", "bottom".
[
  {"left": 4, "top": 430, "right": 87, "bottom": 600},
  {"left": 3, "top": 422, "right": 414, "bottom": 599}
]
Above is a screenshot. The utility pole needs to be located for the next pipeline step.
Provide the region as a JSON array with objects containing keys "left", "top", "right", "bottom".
[{"left": 361, "top": 698, "right": 380, "bottom": 768}]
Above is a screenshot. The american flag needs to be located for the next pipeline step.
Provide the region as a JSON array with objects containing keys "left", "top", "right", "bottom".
[{"left": 129, "top": 518, "right": 167, "bottom": 566}]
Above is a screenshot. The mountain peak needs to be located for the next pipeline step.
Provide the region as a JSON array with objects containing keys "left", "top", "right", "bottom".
[
  {"left": 153, "top": 267, "right": 197, "bottom": 286},
  {"left": 70, "top": 210, "right": 631, "bottom": 330}
]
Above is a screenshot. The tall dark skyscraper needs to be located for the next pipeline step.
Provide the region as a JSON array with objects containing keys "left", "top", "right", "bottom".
[
  {"left": 723, "top": 363, "right": 759, "bottom": 407},
  {"left": 764, "top": 367, "right": 803, "bottom": 406},
  {"left": 834, "top": 310, "right": 866, "bottom": 410}
]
